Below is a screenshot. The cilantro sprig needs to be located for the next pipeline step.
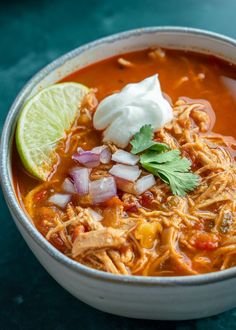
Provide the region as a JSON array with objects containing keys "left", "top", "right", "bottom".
[{"left": 130, "top": 125, "right": 200, "bottom": 196}]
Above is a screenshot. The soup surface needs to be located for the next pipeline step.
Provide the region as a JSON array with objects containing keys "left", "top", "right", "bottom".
[{"left": 13, "top": 48, "right": 236, "bottom": 276}]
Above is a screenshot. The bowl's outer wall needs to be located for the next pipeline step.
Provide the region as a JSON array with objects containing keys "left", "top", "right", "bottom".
[{"left": 2, "top": 28, "right": 236, "bottom": 320}]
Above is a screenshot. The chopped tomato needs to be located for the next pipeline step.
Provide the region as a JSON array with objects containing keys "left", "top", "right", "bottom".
[
  {"left": 126, "top": 205, "right": 139, "bottom": 213},
  {"left": 139, "top": 191, "right": 154, "bottom": 207},
  {"left": 195, "top": 240, "right": 218, "bottom": 251},
  {"left": 123, "top": 202, "right": 139, "bottom": 213},
  {"left": 194, "top": 232, "right": 219, "bottom": 251}
]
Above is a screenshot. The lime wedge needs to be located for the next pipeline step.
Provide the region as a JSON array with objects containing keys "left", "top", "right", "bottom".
[{"left": 16, "top": 82, "right": 89, "bottom": 181}]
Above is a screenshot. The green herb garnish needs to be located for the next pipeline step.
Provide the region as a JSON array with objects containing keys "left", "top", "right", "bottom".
[
  {"left": 130, "top": 124, "right": 169, "bottom": 154},
  {"left": 130, "top": 125, "right": 200, "bottom": 196}
]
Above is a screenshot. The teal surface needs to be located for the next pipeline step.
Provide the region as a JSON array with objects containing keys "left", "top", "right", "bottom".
[{"left": 1, "top": 0, "right": 236, "bottom": 329}]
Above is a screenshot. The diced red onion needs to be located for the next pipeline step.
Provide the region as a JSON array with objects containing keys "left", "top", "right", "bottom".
[
  {"left": 87, "top": 207, "right": 103, "bottom": 221},
  {"left": 62, "top": 178, "right": 76, "bottom": 194},
  {"left": 115, "top": 177, "right": 135, "bottom": 194},
  {"left": 48, "top": 193, "right": 71, "bottom": 209},
  {"left": 89, "top": 176, "right": 117, "bottom": 204},
  {"left": 70, "top": 167, "right": 89, "bottom": 195},
  {"left": 112, "top": 149, "right": 139, "bottom": 165},
  {"left": 109, "top": 164, "right": 141, "bottom": 182},
  {"left": 72, "top": 151, "right": 100, "bottom": 168},
  {"left": 134, "top": 174, "right": 156, "bottom": 195},
  {"left": 92, "top": 145, "right": 111, "bottom": 164}
]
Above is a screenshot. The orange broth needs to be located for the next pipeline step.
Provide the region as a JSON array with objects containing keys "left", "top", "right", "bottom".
[{"left": 12, "top": 48, "right": 236, "bottom": 275}]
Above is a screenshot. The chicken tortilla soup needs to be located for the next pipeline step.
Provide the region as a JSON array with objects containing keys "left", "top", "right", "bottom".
[{"left": 13, "top": 48, "right": 236, "bottom": 276}]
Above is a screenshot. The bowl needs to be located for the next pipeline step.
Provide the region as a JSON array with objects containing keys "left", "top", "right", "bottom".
[{"left": 1, "top": 27, "right": 236, "bottom": 320}]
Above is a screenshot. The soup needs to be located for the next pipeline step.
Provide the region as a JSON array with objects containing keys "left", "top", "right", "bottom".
[{"left": 13, "top": 48, "right": 236, "bottom": 276}]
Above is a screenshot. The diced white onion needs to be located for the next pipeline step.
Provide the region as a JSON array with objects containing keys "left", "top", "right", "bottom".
[
  {"left": 89, "top": 176, "right": 117, "bottom": 204},
  {"left": 87, "top": 208, "right": 103, "bottom": 221},
  {"left": 109, "top": 164, "right": 141, "bottom": 182},
  {"left": 112, "top": 149, "right": 139, "bottom": 165},
  {"left": 62, "top": 178, "right": 76, "bottom": 194},
  {"left": 48, "top": 194, "right": 71, "bottom": 209},
  {"left": 134, "top": 174, "right": 156, "bottom": 195}
]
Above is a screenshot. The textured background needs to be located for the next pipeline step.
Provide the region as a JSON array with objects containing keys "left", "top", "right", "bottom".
[{"left": 1, "top": 0, "right": 236, "bottom": 329}]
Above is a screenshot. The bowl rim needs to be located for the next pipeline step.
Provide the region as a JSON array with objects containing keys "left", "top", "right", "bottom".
[{"left": 1, "top": 26, "right": 236, "bottom": 286}]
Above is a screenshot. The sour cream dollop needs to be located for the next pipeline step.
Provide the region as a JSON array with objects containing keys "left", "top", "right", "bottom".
[{"left": 93, "top": 74, "right": 173, "bottom": 148}]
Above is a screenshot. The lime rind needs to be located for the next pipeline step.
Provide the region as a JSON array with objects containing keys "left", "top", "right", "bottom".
[{"left": 16, "top": 82, "right": 89, "bottom": 181}]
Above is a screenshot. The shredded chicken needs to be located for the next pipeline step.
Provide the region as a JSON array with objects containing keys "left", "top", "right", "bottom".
[
  {"left": 148, "top": 48, "right": 166, "bottom": 60},
  {"left": 117, "top": 57, "right": 134, "bottom": 68},
  {"left": 72, "top": 228, "right": 126, "bottom": 257},
  {"left": 25, "top": 97, "right": 236, "bottom": 276}
]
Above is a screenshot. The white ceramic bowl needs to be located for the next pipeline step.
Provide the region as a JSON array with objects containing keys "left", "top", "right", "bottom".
[{"left": 1, "top": 27, "right": 236, "bottom": 320}]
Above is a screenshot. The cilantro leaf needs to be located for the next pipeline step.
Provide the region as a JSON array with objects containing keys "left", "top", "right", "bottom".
[
  {"left": 148, "top": 143, "right": 170, "bottom": 152},
  {"left": 140, "top": 149, "right": 180, "bottom": 164},
  {"left": 130, "top": 125, "right": 200, "bottom": 196},
  {"left": 130, "top": 125, "right": 169, "bottom": 154},
  {"left": 141, "top": 156, "right": 199, "bottom": 196},
  {"left": 157, "top": 171, "right": 199, "bottom": 196}
]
